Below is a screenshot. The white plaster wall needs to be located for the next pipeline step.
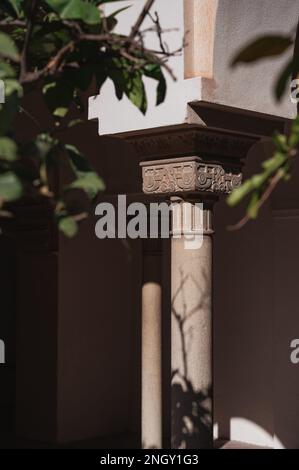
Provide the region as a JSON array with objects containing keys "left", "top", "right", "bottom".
[{"left": 204, "top": 0, "right": 298, "bottom": 118}]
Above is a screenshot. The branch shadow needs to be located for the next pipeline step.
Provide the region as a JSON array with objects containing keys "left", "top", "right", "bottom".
[{"left": 171, "top": 268, "right": 213, "bottom": 449}]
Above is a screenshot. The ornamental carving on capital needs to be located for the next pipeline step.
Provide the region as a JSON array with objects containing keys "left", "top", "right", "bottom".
[{"left": 141, "top": 159, "right": 242, "bottom": 195}]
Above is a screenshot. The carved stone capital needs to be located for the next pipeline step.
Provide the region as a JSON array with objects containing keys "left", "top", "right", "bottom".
[{"left": 140, "top": 157, "right": 241, "bottom": 195}]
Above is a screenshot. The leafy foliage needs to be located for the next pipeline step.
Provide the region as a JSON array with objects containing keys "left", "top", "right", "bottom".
[
  {"left": 229, "top": 31, "right": 299, "bottom": 228},
  {"left": 0, "top": 31, "right": 19, "bottom": 61},
  {"left": 227, "top": 120, "right": 296, "bottom": 217},
  {"left": 45, "top": 0, "right": 101, "bottom": 25},
  {"left": 0, "top": 0, "right": 175, "bottom": 236}
]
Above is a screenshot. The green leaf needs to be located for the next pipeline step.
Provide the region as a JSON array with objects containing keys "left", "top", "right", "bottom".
[
  {"left": 281, "top": 163, "right": 291, "bottom": 181},
  {"left": 107, "top": 57, "right": 149, "bottom": 110},
  {"left": 104, "top": 5, "right": 131, "bottom": 31},
  {"left": 231, "top": 35, "right": 292, "bottom": 66},
  {"left": 53, "top": 106, "right": 68, "bottom": 118},
  {"left": 64, "top": 144, "right": 105, "bottom": 199},
  {"left": 0, "top": 62, "right": 16, "bottom": 79},
  {"left": 126, "top": 72, "right": 147, "bottom": 114},
  {"left": 67, "top": 118, "right": 83, "bottom": 128},
  {"left": 228, "top": 149, "right": 287, "bottom": 209},
  {"left": 68, "top": 171, "right": 105, "bottom": 199},
  {"left": 34, "top": 134, "right": 59, "bottom": 185},
  {"left": 0, "top": 137, "right": 17, "bottom": 161},
  {"left": 108, "top": 5, "right": 131, "bottom": 18},
  {"left": 144, "top": 64, "right": 166, "bottom": 106},
  {"left": 0, "top": 32, "right": 19, "bottom": 62},
  {"left": 227, "top": 179, "right": 253, "bottom": 206},
  {"left": 45, "top": 0, "right": 101, "bottom": 25},
  {"left": 251, "top": 173, "right": 268, "bottom": 188},
  {"left": 58, "top": 215, "right": 78, "bottom": 237},
  {"left": 6, "top": 0, "right": 23, "bottom": 18},
  {"left": 108, "top": 59, "right": 127, "bottom": 100},
  {"left": 0, "top": 171, "right": 22, "bottom": 201},
  {"left": 247, "top": 191, "right": 260, "bottom": 219},
  {"left": 35, "top": 133, "right": 58, "bottom": 161},
  {"left": 156, "top": 72, "right": 166, "bottom": 106},
  {"left": 262, "top": 151, "right": 286, "bottom": 172},
  {"left": 64, "top": 144, "right": 90, "bottom": 172},
  {"left": 289, "top": 115, "right": 299, "bottom": 147},
  {"left": 4, "top": 78, "right": 23, "bottom": 97},
  {"left": 273, "top": 131, "right": 288, "bottom": 152}
]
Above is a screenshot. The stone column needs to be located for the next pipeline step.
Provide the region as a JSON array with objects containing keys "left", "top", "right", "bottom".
[
  {"left": 140, "top": 156, "right": 241, "bottom": 449},
  {"left": 171, "top": 199, "right": 214, "bottom": 449},
  {"left": 142, "top": 239, "right": 162, "bottom": 449}
]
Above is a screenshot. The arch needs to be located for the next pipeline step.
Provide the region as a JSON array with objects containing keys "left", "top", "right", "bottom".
[{"left": 186, "top": 0, "right": 298, "bottom": 118}]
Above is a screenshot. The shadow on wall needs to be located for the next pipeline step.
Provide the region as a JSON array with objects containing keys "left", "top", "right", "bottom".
[
  {"left": 171, "top": 269, "right": 212, "bottom": 449},
  {"left": 171, "top": 380, "right": 212, "bottom": 449}
]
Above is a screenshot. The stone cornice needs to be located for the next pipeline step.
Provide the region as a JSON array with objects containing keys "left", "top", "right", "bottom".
[
  {"left": 188, "top": 101, "right": 290, "bottom": 136},
  {"left": 115, "top": 123, "right": 259, "bottom": 168}
]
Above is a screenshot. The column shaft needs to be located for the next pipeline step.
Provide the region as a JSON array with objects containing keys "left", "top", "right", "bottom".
[
  {"left": 142, "top": 239, "right": 162, "bottom": 449},
  {"left": 171, "top": 203, "right": 213, "bottom": 449}
]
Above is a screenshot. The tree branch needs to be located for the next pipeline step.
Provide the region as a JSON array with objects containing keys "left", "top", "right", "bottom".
[
  {"left": 20, "top": 0, "right": 38, "bottom": 82},
  {"left": 129, "top": 0, "right": 155, "bottom": 40},
  {"left": 228, "top": 169, "right": 284, "bottom": 231},
  {"left": 0, "top": 19, "right": 26, "bottom": 27},
  {"left": 20, "top": 30, "right": 180, "bottom": 84},
  {"left": 148, "top": 10, "right": 166, "bottom": 54}
]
